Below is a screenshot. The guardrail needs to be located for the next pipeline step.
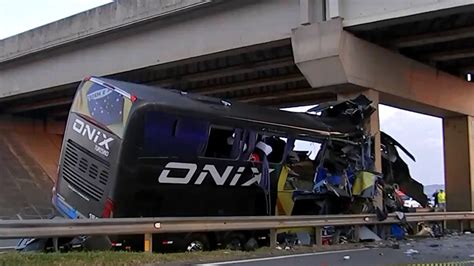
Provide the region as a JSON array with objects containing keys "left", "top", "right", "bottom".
[{"left": 1, "top": 212, "right": 473, "bottom": 252}]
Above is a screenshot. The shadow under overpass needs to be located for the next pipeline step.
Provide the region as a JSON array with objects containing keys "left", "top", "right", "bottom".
[{"left": 0, "top": 127, "right": 59, "bottom": 220}]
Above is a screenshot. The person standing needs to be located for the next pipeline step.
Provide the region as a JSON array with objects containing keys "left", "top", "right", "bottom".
[
  {"left": 437, "top": 189, "right": 446, "bottom": 211},
  {"left": 432, "top": 190, "right": 439, "bottom": 208}
]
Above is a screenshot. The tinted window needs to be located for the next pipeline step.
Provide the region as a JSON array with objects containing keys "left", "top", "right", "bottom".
[{"left": 143, "top": 113, "right": 209, "bottom": 158}]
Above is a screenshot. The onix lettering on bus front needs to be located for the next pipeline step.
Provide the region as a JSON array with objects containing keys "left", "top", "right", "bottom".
[{"left": 72, "top": 119, "right": 114, "bottom": 157}]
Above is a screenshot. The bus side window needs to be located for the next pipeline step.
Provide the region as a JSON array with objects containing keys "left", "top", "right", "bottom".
[
  {"left": 175, "top": 119, "right": 209, "bottom": 156},
  {"left": 204, "top": 126, "right": 242, "bottom": 159},
  {"left": 253, "top": 134, "right": 287, "bottom": 163},
  {"left": 143, "top": 113, "right": 176, "bottom": 156},
  {"left": 143, "top": 112, "right": 209, "bottom": 158},
  {"left": 265, "top": 136, "right": 287, "bottom": 163}
]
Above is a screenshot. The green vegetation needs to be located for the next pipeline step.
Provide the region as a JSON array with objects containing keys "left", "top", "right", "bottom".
[
  {"left": 0, "top": 244, "right": 363, "bottom": 265},
  {"left": 0, "top": 249, "right": 262, "bottom": 266}
]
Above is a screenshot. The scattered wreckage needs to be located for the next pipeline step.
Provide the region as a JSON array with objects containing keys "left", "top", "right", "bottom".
[
  {"left": 275, "top": 95, "right": 429, "bottom": 246},
  {"left": 17, "top": 77, "right": 428, "bottom": 252}
]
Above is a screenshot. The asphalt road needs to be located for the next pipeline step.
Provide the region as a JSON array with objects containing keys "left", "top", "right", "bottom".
[
  {"left": 207, "top": 235, "right": 474, "bottom": 266},
  {"left": 0, "top": 239, "right": 17, "bottom": 251}
]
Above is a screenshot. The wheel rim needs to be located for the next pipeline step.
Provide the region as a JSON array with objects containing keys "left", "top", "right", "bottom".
[
  {"left": 226, "top": 239, "right": 242, "bottom": 250},
  {"left": 187, "top": 240, "right": 204, "bottom": 252}
]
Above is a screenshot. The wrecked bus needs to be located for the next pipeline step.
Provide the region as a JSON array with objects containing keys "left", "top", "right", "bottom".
[
  {"left": 51, "top": 77, "right": 362, "bottom": 251},
  {"left": 38, "top": 77, "right": 426, "bottom": 252}
]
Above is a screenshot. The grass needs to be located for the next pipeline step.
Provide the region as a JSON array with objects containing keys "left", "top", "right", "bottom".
[
  {"left": 0, "top": 244, "right": 365, "bottom": 265},
  {"left": 0, "top": 249, "right": 270, "bottom": 266}
]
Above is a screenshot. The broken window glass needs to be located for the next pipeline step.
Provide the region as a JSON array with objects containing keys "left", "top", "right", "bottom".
[
  {"left": 204, "top": 126, "right": 242, "bottom": 159},
  {"left": 285, "top": 138, "right": 321, "bottom": 191}
]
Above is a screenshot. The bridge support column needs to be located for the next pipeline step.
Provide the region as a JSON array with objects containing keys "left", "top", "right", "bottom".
[
  {"left": 443, "top": 116, "right": 474, "bottom": 216},
  {"left": 338, "top": 89, "right": 382, "bottom": 172}
]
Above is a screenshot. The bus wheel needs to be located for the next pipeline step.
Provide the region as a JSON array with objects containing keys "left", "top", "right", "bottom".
[
  {"left": 224, "top": 232, "right": 246, "bottom": 251},
  {"left": 185, "top": 234, "right": 209, "bottom": 252}
]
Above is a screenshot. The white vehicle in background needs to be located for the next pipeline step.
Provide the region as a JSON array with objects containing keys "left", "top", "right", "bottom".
[{"left": 402, "top": 196, "right": 422, "bottom": 208}]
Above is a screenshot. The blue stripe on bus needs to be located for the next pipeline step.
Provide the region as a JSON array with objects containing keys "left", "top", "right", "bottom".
[{"left": 54, "top": 195, "right": 78, "bottom": 219}]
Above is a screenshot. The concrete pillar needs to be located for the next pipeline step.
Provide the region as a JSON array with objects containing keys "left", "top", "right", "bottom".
[
  {"left": 443, "top": 116, "right": 474, "bottom": 213},
  {"left": 338, "top": 89, "right": 382, "bottom": 172}
]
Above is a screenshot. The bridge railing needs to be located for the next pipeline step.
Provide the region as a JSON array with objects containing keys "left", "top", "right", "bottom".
[{"left": 1, "top": 212, "right": 472, "bottom": 252}]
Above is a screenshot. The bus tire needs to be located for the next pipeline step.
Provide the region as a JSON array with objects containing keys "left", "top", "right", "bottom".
[
  {"left": 185, "top": 234, "right": 210, "bottom": 252},
  {"left": 224, "top": 232, "right": 247, "bottom": 251}
]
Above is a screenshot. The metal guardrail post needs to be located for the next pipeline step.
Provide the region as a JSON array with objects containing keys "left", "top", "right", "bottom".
[
  {"left": 52, "top": 237, "right": 59, "bottom": 252},
  {"left": 460, "top": 220, "right": 465, "bottom": 233},
  {"left": 315, "top": 226, "right": 322, "bottom": 246},
  {"left": 353, "top": 225, "right": 360, "bottom": 242},
  {"left": 270, "top": 229, "right": 277, "bottom": 249},
  {"left": 144, "top": 233, "right": 153, "bottom": 253}
]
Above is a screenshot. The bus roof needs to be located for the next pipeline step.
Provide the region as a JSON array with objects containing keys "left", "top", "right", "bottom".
[{"left": 92, "top": 77, "right": 367, "bottom": 139}]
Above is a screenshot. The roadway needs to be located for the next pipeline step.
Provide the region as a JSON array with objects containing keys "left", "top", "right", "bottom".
[
  {"left": 0, "top": 239, "right": 17, "bottom": 251},
  {"left": 206, "top": 234, "right": 474, "bottom": 266}
]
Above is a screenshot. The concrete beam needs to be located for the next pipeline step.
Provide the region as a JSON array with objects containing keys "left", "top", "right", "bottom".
[
  {"left": 239, "top": 87, "right": 334, "bottom": 103},
  {"left": 0, "top": 0, "right": 217, "bottom": 64},
  {"left": 443, "top": 116, "right": 474, "bottom": 212},
  {"left": 340, "top": 0, "right": 474, "bottom": 27},
  {"left": 151, "top": 56, "right": 295, "bottom": 86},
  {"left": 426, "top": 48, "right": 474, "bottom": 62},
  {"left": 196, "top": 74, "right": 306, "bottom": 95},
  {"left": 0, "top": 0, "right": 301, "bottom": 99},
  {"left": 258, "top": 93, "right": 336, "bottom": 108},
  {"left": 291, "top": 19, "right": 474, "bottom": 117},
  {"left": 391, "top": 25, "right": 474, "bottom": 49},
  {"left": 6, "top": 97, "right": 73, "bottom": 114}
]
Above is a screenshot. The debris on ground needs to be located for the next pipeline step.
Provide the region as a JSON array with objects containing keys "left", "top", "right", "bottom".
[
  {"left": 416, "top": 224, "right": 434, "bottom": 237},
  {"left": 404, "top": 249, "right": 420, "bottom": 255},
  {"left": 359, "top": 226, "right": 382, "bottom": 241},
  {"left": 343, "top": 255, "right": 351, "bottom": 260}
]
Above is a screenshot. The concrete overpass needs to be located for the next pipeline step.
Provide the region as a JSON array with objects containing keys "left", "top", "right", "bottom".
[{"left": 0, "top": 0, "right": 473, "bottom": 217}]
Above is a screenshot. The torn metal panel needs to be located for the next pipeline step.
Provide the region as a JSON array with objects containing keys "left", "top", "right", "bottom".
[
  {"left": 293, "top": 95, "right": 427, "bottom": 215},
  {"left": 381, "top": 132, "right": 428, "bottom": 207},
  {"left": 307, "top": 95, "right": 376, "bottom": 134}
]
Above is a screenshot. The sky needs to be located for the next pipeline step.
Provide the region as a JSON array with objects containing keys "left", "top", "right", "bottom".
[
  {"left": 0, "top": 0, "right": 112, "bottom": 40},
  {"left": 0, "top": 0, "right": 445, "bottom": 185},
  {"left": 378, "top": 105, "right": 444, "bottom": 185}
]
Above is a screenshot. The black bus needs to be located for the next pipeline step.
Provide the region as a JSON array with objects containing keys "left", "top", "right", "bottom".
[{"left": 51, "top": 77, "right": 358, "bottom": 251}]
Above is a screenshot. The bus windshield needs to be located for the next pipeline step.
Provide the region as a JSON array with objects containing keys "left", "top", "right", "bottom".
[{"left": 70, "top": 80, "right": 132, "bottom": 137}]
